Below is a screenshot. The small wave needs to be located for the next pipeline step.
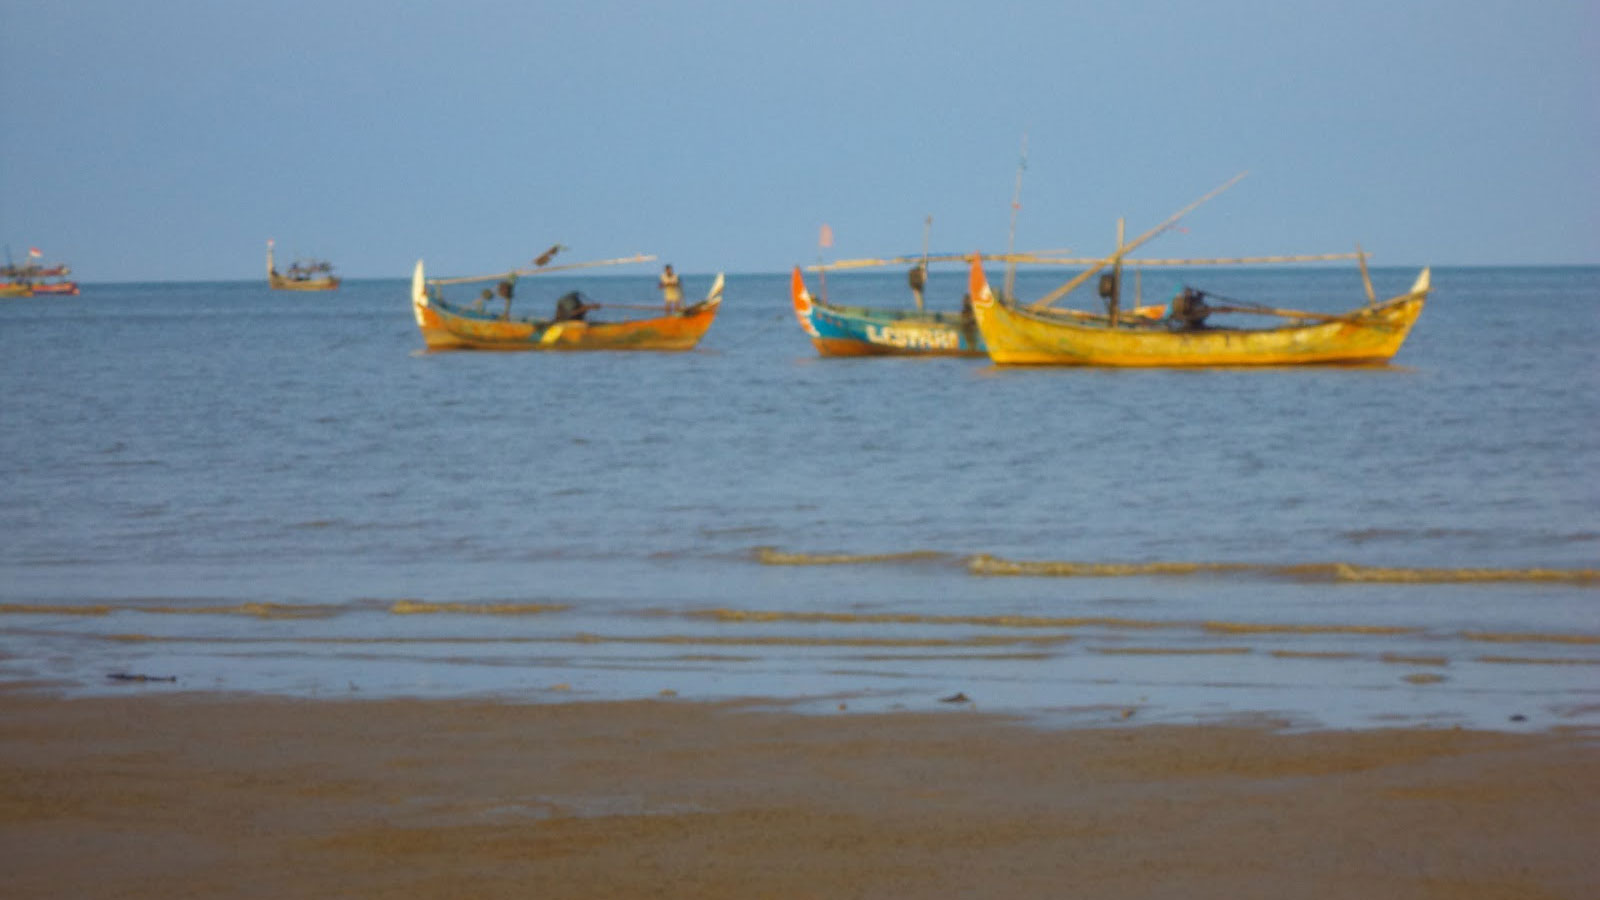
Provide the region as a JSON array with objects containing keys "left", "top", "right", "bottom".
[
  {"left": 1459, "top": 631, "right": 1600, "bottom": 646},
  {"left": 1269, "top": 650, "right": 1360, "bottom": 660},
  {"left": 688, "top": 608, "right": 1172, "bottom": 630},
  {"left": 753, "top": 546, "right": 952, "bottom": 566},
  {"left": 1327, "top": 564, "right": 1598, "bottom": 585},
  {"left": 573, "top": 633, "right": 1071, "bottom": 649},
  {"left": 1477, "top": 655, "right": 1600, "bottom": 666},
  {"left": 1090, "top": 647, "right": 1252, "bottom": 656},
  {"left": 1379, "top": 653, "right": 1450, "bottom": 666},
  {"left": 135, "top": 603, "right": 338, "bottom": 620},
  {"left": 968, "top": 554, "right": 1598, "bottom": 585},
  {"left": 969, "top": 555, "right": 1251, "bottom": 577},
  {"left": 0, "top": 603, "right": 114, "bottom": 616},
  {"left": 1204, "top": 621, "right": 1418, "bottom": 636},
  {"left": 389, "top": 600, "right": 570, "bottom": 616}
]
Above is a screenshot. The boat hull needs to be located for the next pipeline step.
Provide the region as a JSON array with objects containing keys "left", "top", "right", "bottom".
[
  {"left": 269, "top": 273, "right": 340, "bottom": 292},
  {"left": 967, "top": 258, "right": 1429, "bottom": 367},
  {"left": 789, "top": 267, "right": 984, "bottom": 357},
  {"left": 410, "top": 261, "right": 722, "bottom": 352},
  {"left": 29, "top": 281, "right": 79, "bottom": 296}
]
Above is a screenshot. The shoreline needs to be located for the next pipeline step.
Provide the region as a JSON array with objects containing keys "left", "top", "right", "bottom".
[{"left": 2, "top": 690, "right": 1596, "bottom": 898}]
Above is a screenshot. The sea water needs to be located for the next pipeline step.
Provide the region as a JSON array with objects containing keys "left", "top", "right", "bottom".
[{"left": 1, "top": 266, "right": 1595, "bottom": 731}]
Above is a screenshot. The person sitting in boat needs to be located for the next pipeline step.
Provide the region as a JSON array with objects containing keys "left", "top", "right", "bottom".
[
  {"left": 554, "top": 291, "right": 590, "bottom": 322},
  {"left": 1168, "top": 287, "right": 1213, "bottom": 330},
  {"left": 472, "top": 288, "right": 492, "bottom": 312},
  {"left": 659, "top": 264, "right": 683, "bottom": 312}
]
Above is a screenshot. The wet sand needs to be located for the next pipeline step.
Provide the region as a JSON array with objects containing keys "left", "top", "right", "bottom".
[{"left": 1, "top": 691, "right": 1595, "bottom": 899}]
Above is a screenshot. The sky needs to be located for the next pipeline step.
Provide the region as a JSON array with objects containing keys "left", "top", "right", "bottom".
[{"left": 1, "top": 0, "right": 1595, "bottom": 281}]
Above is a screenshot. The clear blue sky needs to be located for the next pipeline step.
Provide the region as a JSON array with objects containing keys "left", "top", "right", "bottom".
[{"left": 2, "top": 0, "right": 1595, "bottom": 280}]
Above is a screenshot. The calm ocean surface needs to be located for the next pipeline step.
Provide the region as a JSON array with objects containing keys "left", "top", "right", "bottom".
[{"left": 2, "top": 265, "right": 1596, "bottom": 730}]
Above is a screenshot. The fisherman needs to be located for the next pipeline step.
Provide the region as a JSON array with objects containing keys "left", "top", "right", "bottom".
[
  {"left": 496, "top": 278, "right": 515, "bottom": 320},
  {"left": 473, "top": 288, "right": 492, "bottom": 312},
  {"left": 907, "top": 261, "right": 928, "bottom": 310},
  {"left": 554, "top": 291, "right": 589, "bottom": 322},
  {"left": 1168, "top": 287, "right": 1213, "bottom": 330},
  {"left": 658, "top": 264, "right": 682, "bottom": 312}
]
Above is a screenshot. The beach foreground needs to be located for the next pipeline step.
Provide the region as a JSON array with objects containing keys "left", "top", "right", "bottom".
[{"left": 1, "top": 692, "right": 1595, "bottom": 899}]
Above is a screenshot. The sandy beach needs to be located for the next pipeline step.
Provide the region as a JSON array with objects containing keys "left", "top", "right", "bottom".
[{"left": 1, "top": 690, "right": 1595, "bottom": 899}]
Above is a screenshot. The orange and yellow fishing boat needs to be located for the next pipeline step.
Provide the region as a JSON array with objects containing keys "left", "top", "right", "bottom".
[
  {"left": 410, "top": 251, "right": 723, "bottom": 352},
  {"left": 2, "top": 248, "right": 79, "bottom": 297}
]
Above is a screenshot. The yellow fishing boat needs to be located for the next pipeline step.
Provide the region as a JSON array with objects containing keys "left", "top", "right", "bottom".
[
  {"left": 410, "top": 249, "right": 724, "bottom": 352},
  {"left": 965, "top": 173, "right": 1431, "bottom": 366},
  {"left": 267, "top": 240, "right": 339, "bottom": 291},
  {"left": 968, "top": 257, "right": 1430, "bottom": 366}
]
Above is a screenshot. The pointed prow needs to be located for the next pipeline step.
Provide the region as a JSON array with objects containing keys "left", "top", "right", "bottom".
[
  {"left": 968, "top": 254, "right": 994, "bottom": 308},
  {"left": 1410, "top": 267, "right": 1431, "bottom": 297},
  {"left": 705, "top": 272, "right": 726, "bottom": 306},
  {"left": 411, "top": 260, "right": 427, "bottom": 307}
]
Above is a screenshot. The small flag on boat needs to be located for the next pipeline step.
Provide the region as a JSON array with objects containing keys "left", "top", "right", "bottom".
[
  {"left": 818, "top": 224, "right": 833, "bottom": 248},
  {"left": 28, "top": 247, "right": 41, "bottom": 257}
]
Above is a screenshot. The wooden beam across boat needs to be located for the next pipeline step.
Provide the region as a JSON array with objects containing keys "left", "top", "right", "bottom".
[
  {"left": 997, "top": 252, "right": 1366, "bottom": 267},
  {"left": 427, "top": 253, "right": 657, "bottom": 287},
  {"left": 805, "top": 250, "right": 1075, "bottom": 272}
]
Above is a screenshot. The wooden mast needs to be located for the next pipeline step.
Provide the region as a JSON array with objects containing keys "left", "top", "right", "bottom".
[
  {"left": 1003, "top": 133, "right": 1027, "bottom": 301},
  {"left": 913, "top": 214, "right": 932, "bottom": 312},
  {"left": 1109, "top": 218, "right": 1124, "bottom": 327}
]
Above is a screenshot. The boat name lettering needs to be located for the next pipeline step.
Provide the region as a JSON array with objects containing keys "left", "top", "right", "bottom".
[{"left": 865, "top": 324, "right": 959, "bottom": 350}]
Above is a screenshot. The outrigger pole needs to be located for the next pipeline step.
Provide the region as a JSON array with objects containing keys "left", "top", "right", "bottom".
[
  {"left": 1029, "top": 171, "right": 1248, "bottom": 311},
  {"left": 1003, "top": 133, "right": 1028, "bottom": 301},
  {"left": 1356, "top": 242, "right": 1376, "bottom": 306},
  {"left": 427, "top": 253, "right": 656, "bottom": 287},
  {"left": 914, "top": 214, "right": 931, "bottom": 312}
]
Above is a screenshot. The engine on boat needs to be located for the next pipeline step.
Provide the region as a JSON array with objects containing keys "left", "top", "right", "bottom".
[
  {"left": 555, "top": 291, "right": 589, "bottom": 322},
  {"left": 1169, "top": 287, "right": 1213, "bottom": 330}
]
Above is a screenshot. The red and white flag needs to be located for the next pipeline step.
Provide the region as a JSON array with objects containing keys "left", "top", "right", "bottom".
[
  {"left": 28, "top": 247, "right": 41, "bottom": 258},
  {"left": 818, "top": 224, "right": 833, "bottom": 249}
]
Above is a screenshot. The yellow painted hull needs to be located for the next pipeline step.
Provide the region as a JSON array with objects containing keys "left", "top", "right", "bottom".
[
  {"left": 967, "top": 258, "right": 1430, "bottom": 367},
  {"left": 269, "top": 273, "right": 341, "bottom": 291}
]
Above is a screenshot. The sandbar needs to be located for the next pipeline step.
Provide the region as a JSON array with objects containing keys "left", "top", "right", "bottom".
[{"left": 1, "top": 691, "right": 1595, "bottom": 898}]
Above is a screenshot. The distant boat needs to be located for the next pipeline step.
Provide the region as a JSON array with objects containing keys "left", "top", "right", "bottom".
[
  {"left": 1, "top": 248, "right": 79, "bottom": 297},
  {"left": 410, "top": 250, "right": 724, "bottom": 352},
  {"left": 267, "top": 240, "right": 339, "bottom": 291}
]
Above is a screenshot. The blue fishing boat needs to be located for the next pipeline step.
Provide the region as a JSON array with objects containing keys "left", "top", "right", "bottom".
[{"left": 789, "top": 262, "right": 985, "bottom": 357}]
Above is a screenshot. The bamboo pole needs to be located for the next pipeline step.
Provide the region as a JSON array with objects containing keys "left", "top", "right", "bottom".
[
  {"left": 1206, "top": 305, "right": 1368, "bottom": 323},
  {"left": 914, "top": 215, "right": 931, "bottom": 312},
  {"left": 428, "top": 254, "right": 656, "bottom": 287},
  {"left": 806, "top": 249, "right": 1078, "bottom": 272},
  {"left": 1109, "top": 218, "right": 1124, "bottom": 326},
  {"left": 1028, "top": 171, "right": 1248, "bottom": 310},
  {"left": 1004, "top": 133, "right": 1028, "bottom": 301},
  {"left": 1356, "top": 243, "right": 1376, "bottom": 306},
  {"left": 1000, "top": 252, "right": 1364, "bottom": 267}
]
